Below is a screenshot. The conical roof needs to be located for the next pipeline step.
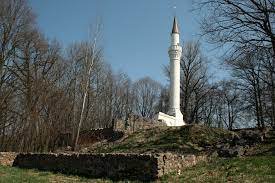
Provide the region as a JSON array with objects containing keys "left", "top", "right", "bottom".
[{"left": 172, "top": 17, "right": 179, "bottom": 34}]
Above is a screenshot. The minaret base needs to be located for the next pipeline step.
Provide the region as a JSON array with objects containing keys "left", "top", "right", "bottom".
[
  {"left": 168, "top": 108, "right": 185, "bottom": 126},
  {"left": 156, "top": 111, "right": 186, "bottom": 126}
]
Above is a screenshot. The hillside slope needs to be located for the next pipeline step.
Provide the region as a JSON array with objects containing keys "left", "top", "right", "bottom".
[{"left": 87, "top": 125, "right": 237, "bottom": 154}]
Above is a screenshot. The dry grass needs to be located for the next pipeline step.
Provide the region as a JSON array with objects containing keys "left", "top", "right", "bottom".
[{"left": 91, "top": 124, "right": 236, "bottom": 154}]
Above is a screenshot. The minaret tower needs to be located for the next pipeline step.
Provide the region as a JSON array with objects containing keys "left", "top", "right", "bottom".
[
  {"left": 168, "top": 17, "right": 185, "bottom": 126},
  {"left": 157, "top": 17, "right": 185, "bottom": 126}
]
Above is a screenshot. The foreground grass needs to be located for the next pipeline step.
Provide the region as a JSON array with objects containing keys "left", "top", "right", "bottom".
[
  {"left": 161, "top": 155, "right": 275, "bottom": 183},
  {"left": 0, "top": 166, "right": 111, "bottom": 183},
  {"left": 0, "top": 155, "right": 274, "bottom": 182}
]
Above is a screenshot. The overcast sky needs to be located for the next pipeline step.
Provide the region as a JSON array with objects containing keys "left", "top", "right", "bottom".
[{"left": 28, "top": 0, "right": 229, "bottom": 84}]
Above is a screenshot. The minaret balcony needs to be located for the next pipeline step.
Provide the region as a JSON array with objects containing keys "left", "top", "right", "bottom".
[
  {"left": 169, "top": 45, "right": 182, "bottom": 52},
  {"left": 168, "top": 46, "right": 182, "bottom": 59}
]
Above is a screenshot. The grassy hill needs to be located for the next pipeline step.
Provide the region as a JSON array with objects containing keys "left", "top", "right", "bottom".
[
  {"left": 87, "top": 125, "right": 237, "bottom": 154},
  {"left": 0, "top": 125, "right": 274, "bottom": 182}
]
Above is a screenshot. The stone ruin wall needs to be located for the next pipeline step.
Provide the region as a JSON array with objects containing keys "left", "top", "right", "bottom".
[
  {"left": 11, "top": 152, "right": 206, "bottom": 181},
  {"left": 114, "top": 115, "right": 166, "bottom": 134},
  {"left": 157, "top": 153, "right": 207, "bottom": 177},
  {"left": 0, "top": 152, "right": 18, "bottom": 166}
]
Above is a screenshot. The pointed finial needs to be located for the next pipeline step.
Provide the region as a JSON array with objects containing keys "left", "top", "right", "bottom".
[{"left": 172, "top": 17, "right": 179, "bottom": 34}]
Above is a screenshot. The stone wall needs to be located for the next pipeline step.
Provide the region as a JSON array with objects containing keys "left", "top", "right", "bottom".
[
  {"left": 12, "top": 152, "right": 206, "bottom": 181},
  {"left": 78, "top": 128, "right": 124, "bottom": 145},
  {"left": 157, "top": 154, "right": 207, "bottom": 176},
  {"left": 115, "top": 117, "right": 165, "bottom": 134},
  {"left": 0, "top": 152, "right": 18, "bottom": 166}
]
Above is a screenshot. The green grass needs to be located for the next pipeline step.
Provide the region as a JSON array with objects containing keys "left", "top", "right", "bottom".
[
  {"left": 161, "top": 155, "right": 275, "bottom": 183},
  {"left": 0, "top": 155, "right": 274, "bottom": 182},
  {"left": 0, "top": 166, "right": 112, "bottom": 183}
]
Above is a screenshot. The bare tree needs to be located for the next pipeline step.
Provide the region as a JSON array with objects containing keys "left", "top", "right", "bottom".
[
  {"left": 74, "top": 23, "right": 102, "bottom": 150},
  {"left": 156, "top": 86, "right": 170, "bottom": 114},
  {"left": 199, "top": 0, "right": 275, "bottom": 55},
  {"left": 198, "top": 0, "right": 275, "bottom": 127},
  {"left": 219, "top": 80, "right": 243, "bottom": 130},
  {"left": 132, "top": 77, "right": 161, "bottom": 118},
  {"left": 111, "top": 72, "right": 133, "bottom": 121},
  {"left": 0, "top": 0, "right": 35, "bottom": 149},
  {"left": 180, "top": 41, "right": 210, "bottom": 123},
  {"left": 226, "top": 50, "right": 268, "bottom": 128},
  {"left": 0, "top": 0, "right": 136, "bottom": 152}
]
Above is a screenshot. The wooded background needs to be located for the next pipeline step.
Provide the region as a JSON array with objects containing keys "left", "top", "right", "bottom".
[{"left": 0, "top": 0, "right": 274, "bottom": 152}]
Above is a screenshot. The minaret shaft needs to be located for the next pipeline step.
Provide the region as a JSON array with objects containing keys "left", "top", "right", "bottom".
[
  {"left": 168, "top": 33, "right": 182, "bottom": 116},
  {"left": 170, "top": 57, "right": 181, "bottom": 111}
]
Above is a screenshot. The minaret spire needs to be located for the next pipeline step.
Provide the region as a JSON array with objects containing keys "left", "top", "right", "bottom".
[{"left": 172, "top": 17, "right": 179, "bottom": 34}]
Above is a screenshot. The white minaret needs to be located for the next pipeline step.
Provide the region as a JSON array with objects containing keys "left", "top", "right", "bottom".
[
  {"left": 168, "top": 17, "right": 185, "bottom": 126},
  {"left": 157, "top": 17, "right": 186, "bottom": 126}
]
